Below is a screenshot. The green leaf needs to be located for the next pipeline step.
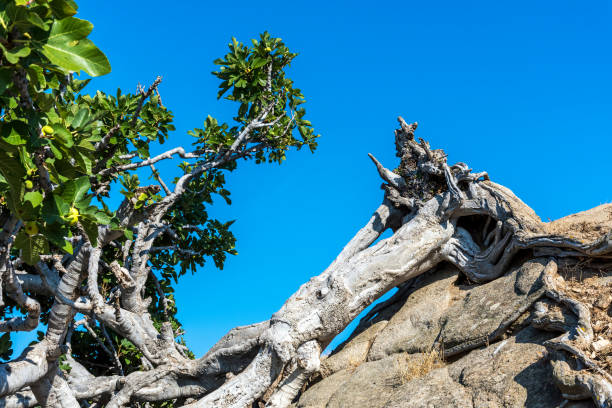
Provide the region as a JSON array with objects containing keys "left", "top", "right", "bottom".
[
  {"left": 80, "top": 217, "right": 98, "bottom": 246},
  {"left": 77, "top": 139, "right": 95, "bottom": 151},
  {"left": 93, "top": 211, "right": 111, "bottom": 224},
  {"left": 59, "top": 361, "right": 72, "bottom": 373},
  {"left": 45, "top": 224, "right": 73, "bottom": 254},
  {"left": 49, "top": 0, "right": 78, "bottom": 18},
  {"left": 2, "top": 45, "right": 30, "bottom": 64},
  {"left": 0, "top": 9, "right": 8, "bottom": 33},
  {"left": 41, "top": 17, "right": 111, "bottom": 77},
  {"left": 251, "top": 57, "right": 268, "bottom": 69},
  {"left": 124, "top": 229, "right": 133, "bottom": 240},
  {"left": 50, "top": 124, "right": 73, "bottom": 147},
  {"left": 24, "top": 191, "right": 43, "bottom": 208},
  {"left": 73, "top": 149, "right": 92, "bottom": 174},
  {"left": 71, "top": 107, "right": 89, "bottom": 129},
  {"left": 61, "top": 176, "right": 90, "bottom": 204},
  {"left": 0, "top": 121, "right": 28, "bottom": 146},
  {"left": 52, "top": 194, "right": 70, "bottom": 215},
  {"left": 27, "top": 12, "right": 48, "bottom": 30},
  {"left": 14, "top": 231, "right": 49, "bottom": 265}
]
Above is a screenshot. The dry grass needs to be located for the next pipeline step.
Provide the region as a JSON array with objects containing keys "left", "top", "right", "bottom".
[
  {"left": 558, "top": 261, "right": 612, "bottom": 373},
  {"left": 346, "top": 346, "right": 366, "bottom": 372},
  {"left": 319, "top": 345, "right": 367, "bottom": 378},
  {"left": 395, "top": 347, "right": 445, "bottom": 385},
  {"left": 545, "top": 203, "right": 612, "bottom": 243}
]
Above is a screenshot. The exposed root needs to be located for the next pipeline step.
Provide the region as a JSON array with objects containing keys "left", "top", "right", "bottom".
[
  {"left": 264, "top": 341, "right": 321, "bottom": 408},
  {"left": 550, "top": 353, "right": 612, "bottom": 408},
  {"left": 533, "top": 258, "right": 612, "bottom": 407},
  {"left": 442, "top": 223, "right": 516, "bottom": 283}
]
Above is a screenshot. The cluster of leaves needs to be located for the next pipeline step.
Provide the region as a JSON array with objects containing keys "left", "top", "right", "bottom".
[
  {"left": 0, "top": 0, "right": 181, "bottom": 374},
  {"left": 190, "top": 32, "right": 318, "bottom": 165},
  {"left": 0, "top": 0, "right": 319, "bottom": 385},
  {"left": 0, "top": 0, "right": 177, "bottom": 264},
  {"left": 0, "top": 0, "right": 113, "bottom": 263}
]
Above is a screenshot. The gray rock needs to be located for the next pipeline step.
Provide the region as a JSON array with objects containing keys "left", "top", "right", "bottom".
[
  {"left": 297, "top": 327, "right": 565, "bottom": 407},
  {"left": 367, "top": 265, "right": 460, "bottom": 360},
  {"left": 367, "top": 258, "right": 548, "bottom": 361},
  {"left": 325, "top": 354, "right": 404, "bottom": 408},
  {"left": 294, "top": 369, "right": 353, "bottom": 408},
  {"left": 383, "top": 367, "right": 473, "bottom": 408},
  {"left": 294, "top": 258, "right": 576, "bottom": 408},
  {"left": 447, "top": 326, "right": 561, "bottom": 407},
  {"left": 320, "top": 320, "right": 388, "bottom": 376},
  {"left": 439, "top": 258, "right": 547, "bottom": 355}
]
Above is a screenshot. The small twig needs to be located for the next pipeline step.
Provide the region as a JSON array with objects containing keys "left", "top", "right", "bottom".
[
  {"left": 131, "top": 76, "right": 162, "bottom": 128},
  {"left": 100, "top": 321, "right": 124, "bottom": 375},
  {"left": 97, "top": 147, "right": 202, "bottom": 177},
  {"left": 150, "top": 164, "right": 171, "bottom": 195},
  {"left": 83, "top": 318, "right": 123, "bottom": 375},
  {"left": 95, "top": 123, "right": 121, "bottom": 152}
]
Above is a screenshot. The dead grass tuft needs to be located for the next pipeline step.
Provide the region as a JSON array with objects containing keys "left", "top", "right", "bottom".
[
  {"left": 346, "top": 346, "right": 366, "bottom": 372},
  {"left": 395, "top": 347, "right": 445, "bottom": 384}
]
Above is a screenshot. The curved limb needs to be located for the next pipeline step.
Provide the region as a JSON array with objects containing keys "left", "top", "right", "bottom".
[
  {"left": 0, "top": 389, "right": 37, "bottom": 408},
  {"left": 265, "top": 340, "right": 321, "bottom": 408},
  {"left": 367, "top": 153, "right": 407, "bottom": 191},
  {"left": 550, "top": 352, "right": 612, "bottom": 407},
  {"left": 0, "top": 265, "right": 40, "bottom": 333},
  {"left": 182, "top": 194, "right": 456, "bottom": 408},
  {"left": 30, "top": 368, "right": 79, "bottom": 408},
  {"left": 530, "top": 259, "right": 612, "bottom": 407},
  {"left": 442, "top": 223, "right": 516, "bottom": 282},
  {"left": 105, "top": 366, "right": 172, "bottom": 408},
  {"left": 0, "top": 342, "right": 49, "bottom": 398}
]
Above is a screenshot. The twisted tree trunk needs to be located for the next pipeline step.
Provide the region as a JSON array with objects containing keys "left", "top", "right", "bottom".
[
  {"left": 1, "top": 118, "right": 610, "bottom": 407},
  {"left": 182, "top": 118, "right": 612, "bottom": 408}
]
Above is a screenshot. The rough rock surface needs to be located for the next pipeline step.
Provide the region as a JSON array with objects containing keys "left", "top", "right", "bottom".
[
  {"left": 296, "top": 326, "right": 566, "bottom": 408},
  {"left": 294, "top": 249, "right": 611, "bottom": 407}
]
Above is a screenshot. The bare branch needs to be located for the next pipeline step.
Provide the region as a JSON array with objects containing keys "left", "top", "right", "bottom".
[
  {"left": 150, "top": 164, "right": 171, "bottom": 195},
  {"left": 0, "top": 264, "right": 40, "bottom": 333},
  {"left": 98, "top": 147, "right": 202, "bottom": 177},
  {"left": 367, "top": 153, "right": 407, "bottom": 191}
]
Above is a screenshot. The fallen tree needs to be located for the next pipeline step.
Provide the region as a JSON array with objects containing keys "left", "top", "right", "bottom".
[
  {"left": 183, "top": 118, "right": 612, "bottom": 408},
  {"left": 1, "top": 2, "right": 611, "bottom": 407}
]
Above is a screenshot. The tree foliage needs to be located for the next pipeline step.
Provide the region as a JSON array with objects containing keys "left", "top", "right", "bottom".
[{"left": 0, "top": 0, "right": 318, "bottom": 402}]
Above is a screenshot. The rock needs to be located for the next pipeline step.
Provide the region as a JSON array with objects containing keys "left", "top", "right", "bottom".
[
  {"left": 367, "top": 265, "right": 460, "bottom": 360},
  {"left": 294, "top": 257, "right": 594, "bottom": 408},
  {"left": 592, "top": 337, "right": 611, "bottom": 353},
  {"left": 297, "top": 327, "right": 563, "bottom": 407},
  {"left": 439, "top": 258, "right": 547, "bottom": 355},
  {"left": 320, "top": 321, "right": 388, "bottom": 376},
  {"left": 595, "top": 295, "right": 612, "bottom": 310},
  {"left": 325, "top": 355, "right": 404, "bottom": 408},
  {"left": 382, "top": 367, "right": 473, "bottom": 408},
  {"left": 294, "top": 369, "right": 353, "bottom": 408},
  {"left": 446, "top": 326, "right": 561, "bottom": 407},
  {"left": 367, "top": 258, "right": 548, "bottom": 361}
]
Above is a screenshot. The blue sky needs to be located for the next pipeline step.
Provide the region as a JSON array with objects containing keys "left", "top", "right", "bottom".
[{"left": 35, "top": 0, "right": 612, "bottom": 355}]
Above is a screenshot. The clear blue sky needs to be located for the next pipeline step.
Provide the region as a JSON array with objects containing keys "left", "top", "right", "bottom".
[{"left": 37, "top": 1, "right": 612, "bottom": 355}]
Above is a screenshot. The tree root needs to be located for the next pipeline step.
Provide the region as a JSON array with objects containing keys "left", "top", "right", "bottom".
[
  {"left": 531, "top": 259, "right": 612, "bottom": 407},
  {"left": 3, "top": 117, "right": 612, "bottom": 408}
]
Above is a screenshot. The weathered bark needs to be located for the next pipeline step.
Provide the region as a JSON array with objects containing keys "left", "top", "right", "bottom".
[
  {"left": 2, "top": 117, "right": 611, "bottom": 407},
  {"left": 177, "top": 119, "right": 612, "bottom": 407}
]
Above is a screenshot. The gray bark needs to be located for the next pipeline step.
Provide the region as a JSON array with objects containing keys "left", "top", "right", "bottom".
[{"left": 1, "top": 117, "right": 610, "bottom": 407}]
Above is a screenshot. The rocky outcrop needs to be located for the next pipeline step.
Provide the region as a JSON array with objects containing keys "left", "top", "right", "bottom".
[{"left": 293, "top": 242, "right": 612, "bottom": 407}]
